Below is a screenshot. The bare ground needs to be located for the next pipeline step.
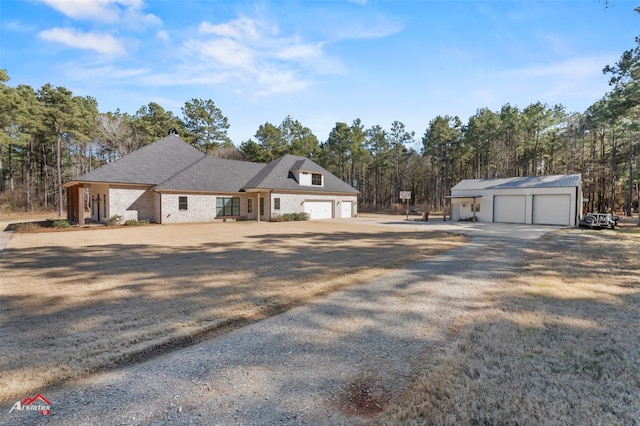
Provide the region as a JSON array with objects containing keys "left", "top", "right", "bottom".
[
  {"left": 2, "top": 215, "right": 638, "bottom": 425},
  {"left": 0, "top": 216, "right": 464, "bottom": 404}
]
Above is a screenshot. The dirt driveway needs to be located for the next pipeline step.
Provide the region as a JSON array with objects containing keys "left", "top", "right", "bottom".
[{"left": 0, "top": 216, "right": 555, "bottom": 425}]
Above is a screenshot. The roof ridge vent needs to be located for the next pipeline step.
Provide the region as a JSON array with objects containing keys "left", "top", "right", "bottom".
[{"left": 168, "top": 127, "right": 179, "bottom": 136}]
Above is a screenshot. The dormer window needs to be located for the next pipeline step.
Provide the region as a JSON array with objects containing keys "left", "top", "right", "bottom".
[{"left": 295, "top": 170, "right": 324, "bottom": 187}]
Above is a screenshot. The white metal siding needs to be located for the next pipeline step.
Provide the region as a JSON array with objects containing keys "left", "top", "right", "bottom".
[
  {"left": 493, "top": 195, "right": 526, "bottom": 224},
  {"left": 304, "top": 201, "right": 333, "bottom": 219},
  {"left": 533, "top": 194, "right": 570, "bottom": 225}
]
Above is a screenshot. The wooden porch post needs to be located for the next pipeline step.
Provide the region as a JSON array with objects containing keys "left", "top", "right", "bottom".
[
  {"left": 77, "top": 185, "right": 85, "bottom": 226},
  {"left": 472, "top": 197, "right": 477, "bottom": 223},
  {"left": 66, "top": 186, "right": 74, "bottom": 222}
]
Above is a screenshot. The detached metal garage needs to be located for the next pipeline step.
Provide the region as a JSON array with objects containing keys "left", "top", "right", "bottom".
[{"left": 450, "top": 174, "right": 582, "bottom": 226}]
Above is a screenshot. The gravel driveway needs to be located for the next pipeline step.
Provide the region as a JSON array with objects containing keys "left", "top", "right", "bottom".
[{"left": 3, "top": 219, "right": 555, "bottom": 425}]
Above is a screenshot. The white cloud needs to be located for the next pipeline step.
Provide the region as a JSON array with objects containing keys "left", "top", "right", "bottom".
[
  {"left": 276, "top": 41, "right": 323, "bottom": 61},
  {"left": 38, "top": 27, "right": 126, "bottom": 55},
  {"left": 182, "top": 16, "right": 342, "bottom": 96},
  {"left": 198, "top": 17, "right": 265, "bottom": 41},
  {"left": 328, "top": 18, "right": 403, "bottom": 41},
  {"left": 255, "top": 66, "right": 312, "bottom": 96},
  {"left": 41, "top": 0, "right": 161, "bottom": 28},
  {"left": 184, "top": 38, "right": 255, "bottom": 69},
  {"left": 473, "top": 54, "right": 619, "bottom": 114},
  {"left": 507, "top": 56, "right": 612, "bottom": 79},
  {"left": 156, "top": 30, "right": 170, "bottom": 42},
  {"left": 66, "top": 64, "right": 148, "bottom": 81},
  {"left": 3, "top": 20, "right": 37, "bottom": 33},
  {"left": 499, "top": 55, "right": 615, "bottom": 85}
]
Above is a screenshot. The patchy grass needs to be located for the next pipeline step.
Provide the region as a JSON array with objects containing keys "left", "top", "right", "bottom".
[
  {"left": 52, "top": 219, "right": 71, "bottom": 228},
  {"left": 378, "top": 227, "right": 640, "bottom": 425},
  {"left": 0, "top": 220, "right": 465, "bottom": 404}
]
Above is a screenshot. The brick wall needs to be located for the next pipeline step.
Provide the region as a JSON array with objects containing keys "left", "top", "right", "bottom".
[{"left": 109, "top": 186, "right": 158, "bottom": 223}]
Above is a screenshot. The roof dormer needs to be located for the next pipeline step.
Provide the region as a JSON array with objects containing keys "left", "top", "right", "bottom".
[
  {"left": 295, "top": 170, "right": 324, "bottom": 187},
  {"left": 289, "top": 158, "right": 325, "bottom": 188}
]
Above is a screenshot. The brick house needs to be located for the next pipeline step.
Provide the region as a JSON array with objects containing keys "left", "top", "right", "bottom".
[{"left": 64, "top": 133, "right": 359, "bottom": 225}]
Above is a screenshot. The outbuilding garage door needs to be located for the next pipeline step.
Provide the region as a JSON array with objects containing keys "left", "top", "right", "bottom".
[
  {"left": 304, "top": 201, "right": 333, "bottom": 219},
  {"left": 533, "top": 194, "right": 571, "bottom": 225},
  {"left": 341, "top": 201, "right": 352, "bottom": 218},
  {"left": 493, "top": 195, "right": 526, "bottom": 224}
]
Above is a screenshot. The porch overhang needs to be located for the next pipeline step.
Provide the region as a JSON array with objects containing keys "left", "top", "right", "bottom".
[{"left": 444, "top": 195, "right": 482, "bottom": 222}]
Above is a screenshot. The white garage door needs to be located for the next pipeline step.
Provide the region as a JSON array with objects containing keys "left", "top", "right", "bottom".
[
  {"left": 533, "top": 194, "right": 571, "bottom": 225},
  {"left": 341, "top": 201, "right": 352, "bottom": 218},
  {"left": 304, "top": 201, "right": 333, "bottom": 220},
  {"left": 493, "top": 195, "right": 526, "bottom": 224}
]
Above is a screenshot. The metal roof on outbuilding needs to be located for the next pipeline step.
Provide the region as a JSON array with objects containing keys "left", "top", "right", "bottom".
[{"left": 452, "top": 174, "right": 581, "bottom": 191}]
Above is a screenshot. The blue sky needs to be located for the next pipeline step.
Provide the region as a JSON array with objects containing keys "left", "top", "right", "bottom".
[{"left": 1, "top": 1, "right": 638, "bottom": 146}]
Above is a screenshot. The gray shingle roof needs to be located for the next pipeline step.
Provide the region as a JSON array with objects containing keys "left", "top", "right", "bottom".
[
  {"left": 71, "top": 134, "right": 205, "bottom": 185},
  {"left": 243, "top": 154, "right": 359, "bottom": 194},
  {"left": 154, "top": 156, "right": 265, "bottom": 192},
  {"left": 69, "top": 137, "right": 358, "bottom": 195},
  {"left": 452, "top": 174, "right": 581, "bottom": 191}
]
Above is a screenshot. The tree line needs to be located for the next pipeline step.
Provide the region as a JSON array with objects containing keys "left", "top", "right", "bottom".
[{"left": 1, "top": 11, "right": 639, "bottom": 219}]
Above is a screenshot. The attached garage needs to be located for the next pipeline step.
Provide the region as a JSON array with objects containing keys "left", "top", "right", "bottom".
[
  {"left": 493, "top": 195, "right": 526, "bottom": 224},
  {"left": 449, "top": 174, "right": 582, "bottom": 226},
  {"left": 304, "top": 201, "right": 333, "bottom": 219}
]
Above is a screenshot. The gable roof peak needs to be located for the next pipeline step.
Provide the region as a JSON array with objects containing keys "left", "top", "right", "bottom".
[{"left": 67, "top": 134, "right": 205, "bottom": 186}]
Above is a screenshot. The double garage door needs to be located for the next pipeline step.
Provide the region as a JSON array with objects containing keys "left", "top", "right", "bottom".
[{"left": 493, "top": 194, "right": 571, "bottom": 225}]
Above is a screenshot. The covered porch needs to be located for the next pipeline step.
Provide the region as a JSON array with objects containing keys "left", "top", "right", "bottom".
[{"left": 445, "top": 195, "right": 482, "bottom": 222}]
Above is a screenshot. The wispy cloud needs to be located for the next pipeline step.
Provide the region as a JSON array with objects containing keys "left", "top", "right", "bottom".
[
  {"left": 41, "top": 0, "right": 161, "bottom": 28},
  {"left": 156, "top": 30, "right": 170, "bottom": 42},
  {"left": 330, "top": 20, "right": 403, "bottom": 41},
  {"left": 31, "top": 5, "right": 397, "bottom": 100},
  {"left": 198, "top": 17, "right": 266, "bottom": 41},
  {"left": 506, "top": 55, "right": 615, "bottom": 79},
  {"left": 2, "top": 20, "right": 37, "bottom": 33},
  {"left": 276, "top": 41, "right": 324, "bottom": 61},
  {"left": 179, "top": 15, "right": 342, "bottom": 96},
  {"left": 477, "top": 54, "right": 619, "bottom": 112},
  {"left": 38, "top": 27, "right": 126, "bottom": 55},
  {"left": 64, "top": 64, "right": 149, "bottom": 81},
  {"left": 184, "top": 37, "right": 255, "bottom": 69}
]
